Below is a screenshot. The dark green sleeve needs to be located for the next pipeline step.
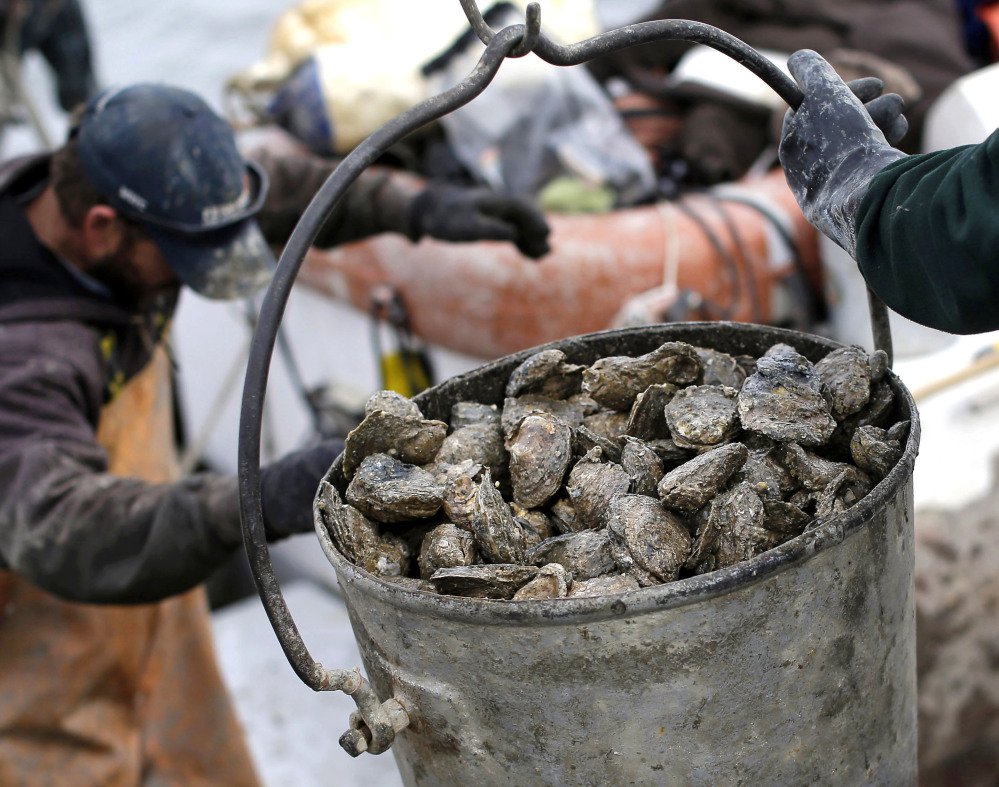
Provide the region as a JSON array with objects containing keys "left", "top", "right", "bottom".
[{"left": 854, "top": 128, "right": 999, "bottom": 335}]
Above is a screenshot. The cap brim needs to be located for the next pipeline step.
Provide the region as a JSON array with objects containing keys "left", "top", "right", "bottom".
[{"left": 146, "top": 218, "right": 276, "bottom": 300}]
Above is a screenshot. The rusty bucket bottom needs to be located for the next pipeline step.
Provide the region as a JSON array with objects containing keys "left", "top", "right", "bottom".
[{"left": 317, "top": 322, "right": 920, "bottom": 786}]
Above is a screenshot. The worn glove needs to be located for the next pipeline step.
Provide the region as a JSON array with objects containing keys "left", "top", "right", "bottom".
[
  {"left": 779, "top": 50, "right": 908, "bottom": 256},
  {"left": 260, "top": 440, "right": 344, "bottom": 539},
  {"left": 410, "top": 183, "right": 551, "bottom": 259}
]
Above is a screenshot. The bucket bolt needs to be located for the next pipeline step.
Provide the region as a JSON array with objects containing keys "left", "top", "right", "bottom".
[{"left": 339, "top": 697, "right": 411, "bottom": 757}]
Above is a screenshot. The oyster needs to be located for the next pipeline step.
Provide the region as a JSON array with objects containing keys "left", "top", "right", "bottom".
[
  {"left": 582, "top": 341, "right": 702, "bottom": 411},
  {"left": 815, "top": 346, "right": 871, "bottom": 420},
  {"left": 712, "top": 483, "right": 782, "bottom": 569},
  {"left": 696, "top": 347, "right": 747, "bottom": 388},
  {"left": 581, "top": 410, "right": 631, "bottom": 442},
  {"left": 450, "top": 401, "right": 502, "bottom": 430},
  {"left": 626, "top": 383, "right": 678, "bottom": 440},
  {"left": 548, "top": 496, "right": 581, "bottom": 534},
  {"left": 430, "top": 564, "right": 540, "bottom": 599},
  {"left": 565, "top": 450, "right": 631, "bottom": 529},
  {"left": 573, "top": 424, "right": 622, "bottom": 463},
  {"left": 501, "top": 394, "right": 587, "bottom": 437},
  {"left": 316, "top": 481, "right": 411, "bottom": 576},
  {"left": 620, "top": 436, "right": 665, "bottom": 497},
  {"left": 511, "top": 504, "right": 557, "bottom": 550},
  {"left": 609, "top": 494, "right": 691, "bottom": 582},
  {"left": 665, "top": 384, "right": 740, "bottom": 449},
  {"left": 850, "top": 425, "right": 904, "bottom": 480},
  {"left": 657, "top": 443, "right": 749, "bottom": 514},
  {"left": 512, "top": 563, "right": 572, "bottom": 600},
  {"left": 433, "top": 421, "right": 507, "bottom": 481},
  {"left": 418, "top": 523, "right": 478, "bottom": 579},
  {"left": 566, "top": 574, "right": 641, "bottom": 598},
  {"left": 506, "top": 412, "right": 574, "bottom": 508},
  {"left": 364, "top": 390, "right": 423, "bottom": 420},
  {"left": 524, "top": 530, "right": 617, "bottom": 580},
  {"left": 463, "top": 468, "right": 527, "bottom": 564},
  {"left": 345, "top": 454, "right": 444, "bottom": 523},
  {"left": 505, "top": 349, "right": 584, "bottom": 400},
  {"left": 737, "top": 344, "right": 836, "bottom": 446},
  {"left": 342, "top": 410, "right": 447, "bottom": 478}
]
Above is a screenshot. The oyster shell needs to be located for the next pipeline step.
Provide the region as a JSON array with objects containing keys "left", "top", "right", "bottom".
[
  {"left": 850, "top": 425, "right": 904, "bottom": 480},
  {"left": 626, "top": 383, "right": 678, "bottom": 440},
  {"left": 342, "top": 410, "right": 447, "bottom": 478},
  {"left": 316, "top": 481, "right": 411, "bottom": 576},
  {"left": 712, "top": 483, "right": 782, "bottom": 569},
  {"left": 582, "top": 341, "right": 702, "bottom": 411},
  {"left": 345, "top": 454, "right": 444, "bottom": 523},
  {"left": 608, "top": 494, "right": 691, "bottom": 582},
  {"left": 505, "top": 349, "right": 584, "bottom": 400},
  {"left": 565, "top": 451, "right": 631, "bottom": 529},
  {"left": 737, "top": 344, "right": 836, "bottom": 447},
  {"left": 418, "top": 522, "right": 478, "bottom": 579},
  {"left": 364, "top": 390, "right": 422, "bottom": 420},
  {"left": 815, "top": 346, "right": 871, "bottom": 420},
  {"left": 665, "top": 384, "right": 741, "bottom": 449},
  {"left": 512, "top": 563, "right": 572, "bottom": 600},
  {"left": 524, "top": 530, "right": 617, "bottom": 580},
  {"left": 501, "top": 394, "right": 588, "bottom": 437},
  {"left": 620, "top": 436, "right": 665, "bottom": 497},
  {"left": 450, "top": 401, "right": 502, "bottom": 430},
  {"left": 511, "top": 504, "right": 557, "bottom": 550},
  {"left": 696, "top": 347, "right": 747, "bottom": 388},
  {"left": 430, "top": 565, "right": 540, "bottom": 599},
  {"left": 566, "top": 574, "right": 641, "bottom": 598},
  {"left": 657, "top": 443, "right": 749, "bottom": 514},
  {"left": 506, "top": 412, "right": 574, "bottom": 508}
]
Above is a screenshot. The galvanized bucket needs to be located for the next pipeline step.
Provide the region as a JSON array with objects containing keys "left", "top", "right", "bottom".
[{"left": 316, "top": 321, "right": 920, "bottom": 785}]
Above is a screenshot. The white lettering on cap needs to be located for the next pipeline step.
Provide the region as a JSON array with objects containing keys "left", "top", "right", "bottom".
[
  {"left": 202, "top": 187, "right": 251, "bottom": 226},
  {"left": 118, "top": 185, "right": 148, "bottom": 212}
]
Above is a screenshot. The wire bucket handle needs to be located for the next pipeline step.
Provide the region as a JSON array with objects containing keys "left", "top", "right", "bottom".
[{"left": 236, "top": 0, "right": 895, "bottom": 757}]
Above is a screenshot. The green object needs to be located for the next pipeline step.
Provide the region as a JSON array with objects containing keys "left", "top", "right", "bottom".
[
  {"left": 537, "top": 176, "right": 615, "bottom": 214},
  {"left": 856, "top": 128, "right": 999, "bottom": 334}
]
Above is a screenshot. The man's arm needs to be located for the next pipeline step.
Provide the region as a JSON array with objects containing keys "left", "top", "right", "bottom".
[
  {"left": 779, "top": 49, "right": 999, "bottom": 335},
  {"left": 252, "top": 142, "right": 551, "bottom": 258},
  {"left": 0, "top": 321, "right": 335, "bottom": 604},
  {"left": 855, "top": 129, "right": 999, "bottom": 334}
]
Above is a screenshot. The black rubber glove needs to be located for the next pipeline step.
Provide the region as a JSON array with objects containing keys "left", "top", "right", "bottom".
[
  {"left": 410, "top": 183, "right": 551, "bottom": 259},
  {"left": 779, "top": 50, "right": 908, "bottom": 256},
  {"left": 260, "top": 440, "right": 344, "bottom": 539}
]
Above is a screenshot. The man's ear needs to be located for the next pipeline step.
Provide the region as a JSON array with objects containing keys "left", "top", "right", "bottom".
[{"left": 79, "top": 204, "right": 124, "bottom": 261}]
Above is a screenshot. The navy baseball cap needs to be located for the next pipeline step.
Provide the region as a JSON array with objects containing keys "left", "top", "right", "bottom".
[{"left": 73, "top": 84, "right": 275, "bottom": 299}]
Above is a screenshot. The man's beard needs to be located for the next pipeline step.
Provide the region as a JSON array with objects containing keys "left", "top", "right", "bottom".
[{"left": 87, "top": 243, "right": 179, "bottom": 312}]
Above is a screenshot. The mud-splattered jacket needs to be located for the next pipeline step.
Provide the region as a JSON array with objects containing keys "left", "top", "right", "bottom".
[{"left": 855, "top": 127, "right": 999, "bottom": 335}]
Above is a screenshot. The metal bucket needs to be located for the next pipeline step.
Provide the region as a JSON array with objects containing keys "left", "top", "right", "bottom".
[{"left": 316, "top": 322, "right": 920, "bottom": 785}]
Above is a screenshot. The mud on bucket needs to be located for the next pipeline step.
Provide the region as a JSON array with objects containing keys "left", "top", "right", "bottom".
[{"left": 316, "top": 322, "right": 920, "bottom": 786}]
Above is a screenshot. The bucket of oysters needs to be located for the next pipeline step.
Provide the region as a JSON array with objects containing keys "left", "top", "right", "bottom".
[{"left": 317, "top": 323, "right": 911, "bottom": 602}]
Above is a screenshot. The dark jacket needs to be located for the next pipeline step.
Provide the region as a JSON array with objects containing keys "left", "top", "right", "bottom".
[
  {"left": 855, "top": 128, "right": 999, "bottom": 335},
  {"left": 0, "top": 154, "right": 244, "bottom": 603}
]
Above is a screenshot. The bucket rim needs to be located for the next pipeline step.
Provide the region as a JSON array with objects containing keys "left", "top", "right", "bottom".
[{"left": 316, "top": 321, "right": 920, "bottom": 626}]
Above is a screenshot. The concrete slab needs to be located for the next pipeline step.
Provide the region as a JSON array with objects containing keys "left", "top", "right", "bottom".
[{"left": 212, "top": 581, "right": 404, "bottom": 787}]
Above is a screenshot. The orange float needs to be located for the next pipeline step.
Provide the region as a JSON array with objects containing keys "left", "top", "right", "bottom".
[{"left": 299, "top": 168, "right": 820, "bottom": 360}]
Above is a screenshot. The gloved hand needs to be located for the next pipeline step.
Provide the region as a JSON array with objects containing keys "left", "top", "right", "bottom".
[
  {"left": 779, "top": 49, "right": 908, "bottom": 256},
  {"left": 260, "top": 439, "right": 344, "bottom": 539},
  {"left": 410, "top": 183, "right": 551, "bottom": 259}
]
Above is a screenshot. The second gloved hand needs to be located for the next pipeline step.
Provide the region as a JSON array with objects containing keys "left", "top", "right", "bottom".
[
  {"left": 410, "top": 183, "right": 551, "bottom": 259},
  {"left": 779, "top": 49, "right": 908, "bottom": 256},
  {"left": 260, "top": 439, "right": 344, "bottom": 539}
]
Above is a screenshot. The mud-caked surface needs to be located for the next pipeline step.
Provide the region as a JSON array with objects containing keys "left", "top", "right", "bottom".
[{"left": 318, "top": 340, "right": 909, "bottom": 601}]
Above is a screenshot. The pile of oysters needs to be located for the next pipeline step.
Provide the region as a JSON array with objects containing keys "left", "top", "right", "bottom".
[{"left": 318, "top": 340, "right": 908, "bottom": 601}]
